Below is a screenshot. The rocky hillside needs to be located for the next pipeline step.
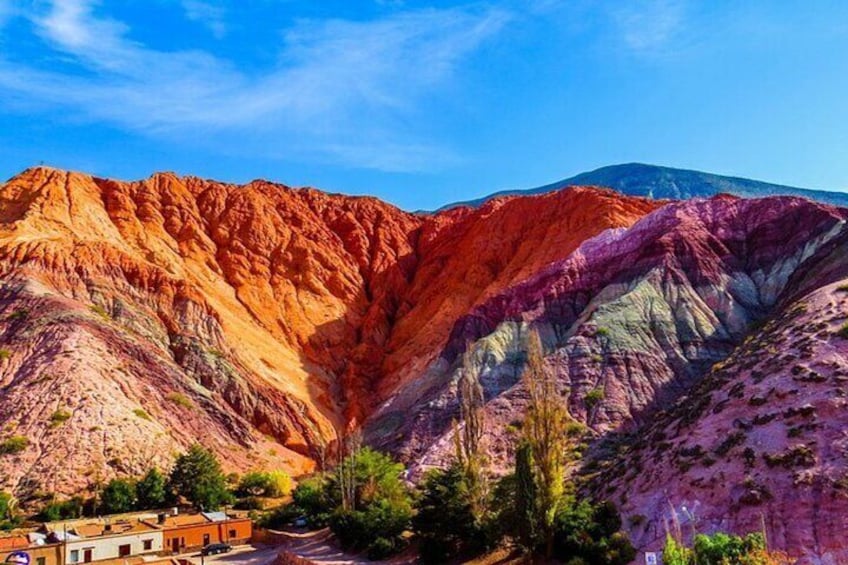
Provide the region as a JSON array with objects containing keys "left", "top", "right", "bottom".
[
  {"left": 368, "top": 194, "right": 848, "bottom": 562},
  {"left": 441, "top": 163, "right": 848, "bottom": 210},
  {"left": 0, "top": 167, "right": 655, "bottom": 497}
]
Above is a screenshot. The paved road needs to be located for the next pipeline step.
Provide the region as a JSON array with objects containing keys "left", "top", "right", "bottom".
[{"left": 183, "top": 544, "right": 281, "bottom": 565}]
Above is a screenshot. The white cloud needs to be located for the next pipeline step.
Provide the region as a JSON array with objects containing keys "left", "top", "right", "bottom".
[
  {"left": 608, "top": 0, "right": 686, "bottom": 54},
  {"left": 0, "top": 1, "right": 508, "bottom": 172},
  {"left": 182, "top": 0, "right": 227, "bottom": 38}
]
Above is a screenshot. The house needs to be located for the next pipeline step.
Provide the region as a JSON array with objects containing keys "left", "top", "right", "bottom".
[
  {"left": 44, "top": 518, "right": 163, "bottom": 564},
  {"left": 0, "top": 534, "right": 63, "bottom": 565},
  {"left": 144, "top": 511, "right": 251, "bottom": 554}
]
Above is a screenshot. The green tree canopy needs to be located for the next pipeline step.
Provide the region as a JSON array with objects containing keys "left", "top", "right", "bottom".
[
  {"left": 101, "top": 478, "right": 137, "bottom": 514},
  {"left": 136, "top": 467, "right": 167, "bottom": 510},
  {"left": 168, "top": 444, "right": 232, "bottom": 510}
]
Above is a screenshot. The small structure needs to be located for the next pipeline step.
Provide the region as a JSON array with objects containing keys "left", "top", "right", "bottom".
[
  {"left": 43, "top": 518, "right": 163, "bottom": 564},
  {"left": 0, "top": 534, "right": 63, "bottom": 565},
  {"left": 145, "top": 511, "right": 251, "bottom": 554}
]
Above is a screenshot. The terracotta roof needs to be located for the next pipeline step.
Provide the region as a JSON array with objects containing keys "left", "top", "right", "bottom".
[
  {"left": 154, "top": 514, "right": 209, "bottom": 528},
  {"left": 0, "top": 536, "right": 29, "bottom": 550},
  {"left": 71, "top": 520, "right": 158, "bottom": 538}
]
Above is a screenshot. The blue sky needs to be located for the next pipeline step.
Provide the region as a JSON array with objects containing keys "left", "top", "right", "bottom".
[{"left": 1, "top": 1, "right": 847, "bottom": 210}]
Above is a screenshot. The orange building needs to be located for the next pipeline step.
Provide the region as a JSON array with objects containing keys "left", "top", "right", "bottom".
[
  {"left": 0, "top": 535, "right": 63, "bottom": 565},
  {"left": 146, "top": 512, "right": 252, "bottom": 554}
]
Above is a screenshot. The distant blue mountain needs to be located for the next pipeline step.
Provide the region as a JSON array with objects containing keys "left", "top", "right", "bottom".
[{"left": 438, "top": 163, "right": 848, "bottom": 210}]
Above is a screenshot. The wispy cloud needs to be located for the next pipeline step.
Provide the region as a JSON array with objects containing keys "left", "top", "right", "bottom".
[
  {"left": 0, "top": 1, "right": 508, "bottom": 172},
  {"left": 608, "top": 0, "right": 687, "bottom": 54},
  {"left": 182, "top": 0, "right": 227, "bottom": 38}
]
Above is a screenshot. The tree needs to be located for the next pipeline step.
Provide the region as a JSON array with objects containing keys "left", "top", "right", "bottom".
[
  {"left": 413, "top": 465, "right": 479, "bottom": 563},
  {"left": 237, "top": 470, "right": 293, "bottom": 498},
  {"left": 553, "top": 500, "right": 635, "bottom": 565},
  {"left": 101, "top": 478, "right": 137, "bottom": 514},
  {"left": 266, "top": 470, "right": 292, "bottom": 497},
  {"left": 169, "top": 444, "right": 232, "bottom": 510},
  {"left": 237, "top": 472, "right": 272, "bottom": 497},
  {"left": 513, "top": 441, "right": 538, "bottom": 551},
  {"left": 454, "top": 349, "right": 487, "bottom": 519},
  {"left": 523, "top": 329, "right": 572, "bottom": 557},
  {"left": 291, "top": 475, "right": 334, "bottom": 528},
  {"left": 327, "top": 448, "right": 413, "bottom": 559},
  {"left": 0, "top": 492, "right": 21, "bottom": 530},
  {"left": 136, "top": 467, "right": 167, "bottom": 510}
]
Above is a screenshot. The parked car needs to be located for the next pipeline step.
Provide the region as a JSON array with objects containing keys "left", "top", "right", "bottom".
[{"left": 201, "top": 543, "right": 233, "bottom": 556}]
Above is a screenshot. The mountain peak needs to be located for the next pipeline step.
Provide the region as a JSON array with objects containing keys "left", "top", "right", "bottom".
[{"left": 438, "top": 162, "right": 848, "bottom": 211}]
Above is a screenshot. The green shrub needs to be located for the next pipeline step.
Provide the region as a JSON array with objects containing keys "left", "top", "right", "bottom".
[
  {"left": 838, "top": 322, "right": 848, "bottom": 339},
  {"left": 39, "top": 496, "right": 85, "bottom": 521},
  {"left": 0, "top": 492, "right": 23, "bottom": 530},
  {"left": 584, "top": 387, "right": 605, "bottom": 410},
  {"left": 237, "top": 470, "right": 292, "bottom": 497},
  {"left": 50, "top": 409, "right": 71, "bottom": 427},
  {"left": 234, "top": 496, "right": 264, "bottom": 510},
  {"left": 7, "top": 309, "right": 28, "bottom": 322},
  {"left": 330, "top": 499, "right": 411, "bottom": 560},
  {"left": 0, "top": 435, "right": 28, "bottom": 455},
  {"left": 0, "top": 349, "right": 10, "bottom": 361},
  {"left": 290, "top": 475, "right": 334, "bottom": 528},
  {"left": 89, "top": 305, "right": 110, "bottom": 320},
  {"left": 165, "top": 392, "right": 193, "bottom": 409},
  {"left": 133, "top": 408, "right": 152, "bottom": 421},
  {"left": 552, "top": 500, "right": 635, "bottom": 565},
  {"left": 258, "top": 503, "right": 301, "bottom": 530}
]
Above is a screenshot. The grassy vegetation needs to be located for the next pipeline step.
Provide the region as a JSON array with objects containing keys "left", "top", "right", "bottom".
[
  {"left": 132, "top": 408, "right": 152, "bottom": 421},
  {"left": 584, "top": 386, "right": 606, "bottom": 410},
  {"left": 49, "top": 409, "right": 72, "bottom": 427},
  {"left": 0, "top": 435, "right": 29, "bottom": 455},
  {"left": 7, "top": 309, "right": 28, "bottom": 321},
  {"left": 165, "top": 392, "right": 194, "bottom": 409},
  {"left": 89, "top": 304, "right": 110, "bottom": 320},
  {"left": 0, "top": 349, "right": 11, "bottom": 361}
]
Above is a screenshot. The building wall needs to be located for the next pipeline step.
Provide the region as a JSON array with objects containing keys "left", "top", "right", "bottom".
[
  {"left": 162, "top": 519, "right": 252, "bottom": 554},
  {"left": 0, "top": 543, "right": 63, "bottom": 565},
  {"left": 64, "top": 530, "right": 164, "bottom": 564}
]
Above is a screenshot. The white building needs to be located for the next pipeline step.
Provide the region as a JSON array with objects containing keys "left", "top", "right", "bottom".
[{"left": 46, "top": 519, "right": 163, "bottom": 564}]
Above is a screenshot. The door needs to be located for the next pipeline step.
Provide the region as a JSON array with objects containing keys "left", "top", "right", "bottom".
[
  {"left": 203, "top": 533, "right": 211, "bottom": 546},
  {"left": 172, "top": 538, "right": 180, "bottom": 553},
  {"left": 83, "top": 548, "right": 93, "bottom": 563}
]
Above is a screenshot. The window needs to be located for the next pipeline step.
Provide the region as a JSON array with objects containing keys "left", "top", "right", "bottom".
[
  {"left": 229, "top": 529, "right": 237, "bottom": 539},
  {"left": 118, "top": 544, "right": 131, "bottom": 557},
  {"left": 36, "top": 558, "right": 46, "bottom": 565},
  {"left": 142, "top": 539, "right": 153, "bottom": 551},
  {"left": 70, "top": 550, "right": 80, "bottom": 563}
]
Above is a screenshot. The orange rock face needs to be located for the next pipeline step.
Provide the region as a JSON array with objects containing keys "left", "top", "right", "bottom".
[{"left": 0, "top": 167, "right": 658, "bottom": 496}]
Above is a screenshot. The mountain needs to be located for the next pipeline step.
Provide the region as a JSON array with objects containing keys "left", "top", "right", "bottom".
[
  {"left": 368, "top": 193, "right": 848, "bottom": 563},
  {"left": 0, "top": 167, "right": 655, "bottom": 498},
  {"left": 4, "top": 165, "right": 848, "bottom": 561},
  {"left": 440, "top": 163, "right": 848, "bottom": 210}
]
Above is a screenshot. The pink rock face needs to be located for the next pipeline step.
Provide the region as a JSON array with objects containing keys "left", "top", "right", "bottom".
[
  {"left": 370, "top": 195, "right": 848, "bottom": 560},
  {"left": 601, "top": 280, "right": 848, "bottom": 564}
]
